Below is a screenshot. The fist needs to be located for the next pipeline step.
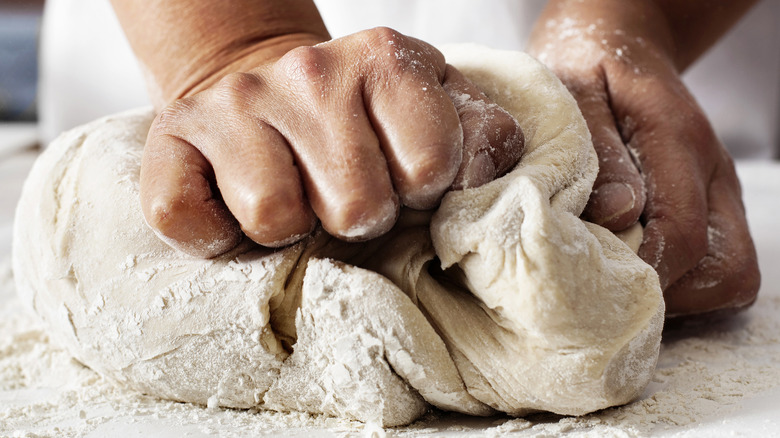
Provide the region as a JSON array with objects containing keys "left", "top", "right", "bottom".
[{"left": 140, "top": 28, "right": 524, "bottom": 257}]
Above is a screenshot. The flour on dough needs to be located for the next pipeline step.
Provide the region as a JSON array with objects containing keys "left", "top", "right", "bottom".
[{"left": 13, "top": 44, "right": 664, "bottom": 426}]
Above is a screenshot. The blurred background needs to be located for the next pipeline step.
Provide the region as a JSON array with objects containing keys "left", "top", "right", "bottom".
[
  {"left": 0, "top": 0, "right": 778, "bottom": 158},
  {"left": 0, "top": 0, "right": 39, "bottom": 122}
]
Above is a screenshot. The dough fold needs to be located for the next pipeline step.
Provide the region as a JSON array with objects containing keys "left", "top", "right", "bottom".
[{"left": 13, "top": 44, "right": 664, "bottom": 426}]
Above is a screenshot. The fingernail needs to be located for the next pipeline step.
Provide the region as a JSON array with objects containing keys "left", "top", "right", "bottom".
[{"left": 589, "top": 182, "right": 635, "bottom": 224}]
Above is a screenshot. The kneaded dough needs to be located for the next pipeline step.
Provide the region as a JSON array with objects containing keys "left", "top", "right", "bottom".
[{"left": 13, "top": 44, "right": 664, "bottom": 426}]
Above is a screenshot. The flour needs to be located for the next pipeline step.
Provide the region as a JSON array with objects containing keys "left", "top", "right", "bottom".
[
  {"left": 5, "top": 44, "right": 776, "bottom": 435},
  {"left": 10, "top": 45, "right": 667, "bottom": 428},
  {"left": 2, "top": 253, "right": 780, "bottom": 435}
]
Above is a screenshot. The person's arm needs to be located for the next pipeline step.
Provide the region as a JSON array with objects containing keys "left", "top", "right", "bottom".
[
  {"left": 653, "top": 0, "right": 759, "bottom": 71},
  {"left": 110, "top": 0, "right": 330, "bottom": 108},
  {"left": 528, "top": 0, "right": 760, "bottom": 317},
  {"left": 110, "top": 1, "right": 524, "bottom": 257}
]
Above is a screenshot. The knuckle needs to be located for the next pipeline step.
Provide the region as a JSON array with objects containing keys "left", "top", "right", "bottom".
[
  {"left": 325, "top": 194, "right": 398, "bottom": 241},
  {"left": 151, "top": 98, "right": 195, "bottom": 134},
  {"left": 233, "top": 187, "right": 303, "bottom": 238},
  {"left": 211, "top": 72, "right": 262, "bottom": 112},
  {"left": 357, "top": 26, "right": 440, "bottom": 77},
  {"left": 217, "top": 71, "right": 262, "bottom": 93},
  {"left": 276, "top": 45, "right": 328, "bottom": 84},
  {"left": 274, "top": 45, "right": 334, "bottom": 103},
  {"left": 143, "top": 191, "right": 191, "bottom": 237},
  {"left": 401, "top": 144, "right": 459, "bottom": 192},
  {"left": 368, "top": 26, "right": 402, "bottom": 43},
  {"left": 355, "top": 26, "right": 403, "bottom": 51}
]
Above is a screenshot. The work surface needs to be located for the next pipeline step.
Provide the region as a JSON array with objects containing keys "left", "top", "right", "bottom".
[{"left": 1, "top": 143, "right": 779, "bottom": 437}]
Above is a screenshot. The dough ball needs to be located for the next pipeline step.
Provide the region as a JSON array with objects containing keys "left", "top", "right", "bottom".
[{"left": 13, "top": 44, "right": 663, "bottom": 425}]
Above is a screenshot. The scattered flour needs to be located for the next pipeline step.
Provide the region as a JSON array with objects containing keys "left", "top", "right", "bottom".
[
  {"left": 3, "top": 256, "right": 779, "bottom": 437},
  {"left": 10, "top": 46, "right": 664, "bottom": 427}
]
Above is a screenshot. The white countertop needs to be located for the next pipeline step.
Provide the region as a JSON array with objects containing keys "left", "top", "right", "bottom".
[{"left": 1, "top": 130, "right": 779, "bottom": 437}]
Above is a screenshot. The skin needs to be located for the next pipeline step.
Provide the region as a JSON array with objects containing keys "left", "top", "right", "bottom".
[
  {"left": 112, "top": 0, "right": 523, "bottom": 255},
  {"left": 528, "top": 0, "right": 760, "bottom": 317},
  {"left": 111, "top": 0, "right": 760, "bottom": 317}
]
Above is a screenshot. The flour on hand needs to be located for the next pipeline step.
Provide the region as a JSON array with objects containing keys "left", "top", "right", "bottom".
[{"left": 12, "top": 45, "right": 664, "bottom": 426}]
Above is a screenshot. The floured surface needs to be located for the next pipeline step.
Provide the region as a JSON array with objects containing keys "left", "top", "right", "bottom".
[
  {"left": 2, "top": 150, "right": 780, "bottom": 436},
  {"left": 2, "top": 255, "right": 780, "bottom": 437}
]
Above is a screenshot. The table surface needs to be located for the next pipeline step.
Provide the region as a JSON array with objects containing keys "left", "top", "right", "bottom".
[{"left": 1, "top": 127, "right": 779, "bottom": 437}]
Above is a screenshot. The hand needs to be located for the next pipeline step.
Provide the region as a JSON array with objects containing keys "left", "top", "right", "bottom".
[
  {"left": 140, "top": 28, "right": 524, "bottom": 257},
  {"left": 528, "top": 1, "right": 760, "bottom": 317}
]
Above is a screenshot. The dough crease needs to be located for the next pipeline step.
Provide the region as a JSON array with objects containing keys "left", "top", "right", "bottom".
[{"left": 13, "top": 44, "right": 664, "bottom": 426}]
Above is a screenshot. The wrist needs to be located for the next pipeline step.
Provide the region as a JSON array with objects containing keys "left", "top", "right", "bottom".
[
  {"left": 111, "top": 0, "right": 330, "bottom": 109},
  {"left": 528, "top": 0, "right": 678, "bottom": 72},
  {"left": 178, "top": 32, "right": 329, "bottom": 102}
]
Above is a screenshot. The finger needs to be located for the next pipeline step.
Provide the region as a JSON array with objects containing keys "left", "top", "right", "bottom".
[
  {"left": 141, "top": 132, "right": 242, "bottom": 258},
  {"left": 190, "top": 73, "right": 318, "bottom": 246},
  {"left": 442, "top": 65, "right": 524, "bottom": 190},
  {"left": 564, "top": 75, "right": 645, "bottom": 231},
  {"left": 632, "top": 126, "right": 709, "bottom": 290},
  {"left": 636, "top": 160, "right": 708, "bottom": 291},
  {"left": 663, "top": 155, "right": 760, "bottom": 317},
  {"left": 603, "top": 73, "right": 712, "bottom": 290},
  {"left": 187, "top": 82, "right": 317, "bottom": 247},
  {"left": 157, "top": 78, "right": 318, "bottom": 248},
  {"left": 270, "top": 45, "right": 400, "bottom": 241},
  {"left": 359, "top": 30, "right": 463, "bottom": 209},
  {"left": 214, "top": 121, "right": 317, "bottom": 248}
]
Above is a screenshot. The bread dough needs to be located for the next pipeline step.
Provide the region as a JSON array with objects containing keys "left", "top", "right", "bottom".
[{"left": 13, "top": 44, "right": 664, "bottom": 426}]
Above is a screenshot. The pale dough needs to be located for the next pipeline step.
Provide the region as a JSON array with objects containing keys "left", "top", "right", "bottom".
[{"left": 13, "top": 44, "right": 664, "bottom": 426}]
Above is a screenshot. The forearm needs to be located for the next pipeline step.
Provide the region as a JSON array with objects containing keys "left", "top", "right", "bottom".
[
  {"left": 110, "top": 0, "right": 330, "bottom": 107},
  {"left": 653, "top": 0, "right": 758, "bottom": 70},
  {"left": 532, "top": 0, "right": 758, "bottom": 72}
]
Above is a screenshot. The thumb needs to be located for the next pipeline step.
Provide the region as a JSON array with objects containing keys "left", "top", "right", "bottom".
[{"left": 442, "top": 65, "right": 525, "bottom": 190}]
